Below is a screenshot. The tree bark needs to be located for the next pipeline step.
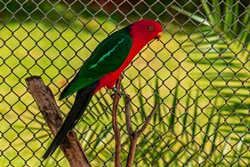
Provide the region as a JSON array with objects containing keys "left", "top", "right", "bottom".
[
  {"left": 25, "top": 76, "right": 91, "bottom": 167},
  {"left": 126, "top": 136, "right": 138, "bottom": 167},
  {"left": 112, "top": 76, "right": 123, "bottom": 167}
]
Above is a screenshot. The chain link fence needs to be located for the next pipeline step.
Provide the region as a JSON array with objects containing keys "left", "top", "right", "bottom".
[{"left": 0, "top": 0, "right": 249, "bottom": 166}]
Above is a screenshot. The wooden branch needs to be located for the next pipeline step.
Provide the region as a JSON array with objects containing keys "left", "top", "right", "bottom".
[
  {"left": 25, "top": 76, "right": 91, "bottom": 167},
  {"left": 125, "top": 95, "right": 159, "bottom": 167},
  {"left": 137, "top": 104, "right": 159, "bottom": 136},
  {"left": 124, "top": 95, "right": 133, "bottom": 138},
  {"left": 112, "top": 75, "right": 123, "bottom": 167}
]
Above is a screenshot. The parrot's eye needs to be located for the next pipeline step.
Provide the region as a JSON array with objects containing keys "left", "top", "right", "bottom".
[{"left": 148, "top": 26, "right": 154, "bottom": 31}]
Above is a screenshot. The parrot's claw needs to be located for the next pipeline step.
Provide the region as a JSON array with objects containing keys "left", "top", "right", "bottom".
[
  {"left": 119, "top": 74, "right": 124, "bottom": 79},
  {"left": 111, "top": 87, "right": 123, "bottom": 98}
]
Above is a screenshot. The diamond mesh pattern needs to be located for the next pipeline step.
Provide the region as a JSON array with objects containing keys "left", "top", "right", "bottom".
[{"left": 0, "top": 0, "right": 249, "bottom": 166}]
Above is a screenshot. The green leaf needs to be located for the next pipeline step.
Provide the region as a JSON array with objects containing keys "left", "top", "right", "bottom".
[
  {"left": 201, "top": 97, "right": 218, "bottom": 151},
  {"left": 209, "top": 113, "right": 221, "bottom": 157},
  {"left": 191, "top": 90, "right": 199, "bottom": 144},
  {"left": 201, "top": 0, "right": 215, "bottom": 24},
  {"left": 212, "top": 0, "right": 222, "bottom": 27},
  {"left": 171, "top": 5, "right": 211, "bottom": 26},
  {"left": 182, "top": 86, "right": 192, "bottom": 134},
  {"left": 169, "top": 81, "right": 179, "bottom": 132}
]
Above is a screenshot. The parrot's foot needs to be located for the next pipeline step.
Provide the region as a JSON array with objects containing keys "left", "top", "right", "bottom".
[
  {"left": 111, "top": 87, "right": 123, "bottom": 98},
  {"left": 119, "top": 73, "right": 124, "bottom": 79}
]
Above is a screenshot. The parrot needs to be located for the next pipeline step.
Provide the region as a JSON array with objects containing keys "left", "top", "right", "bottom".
[{"left": 43, "top": 19, "right": 162, "bottom": 159}]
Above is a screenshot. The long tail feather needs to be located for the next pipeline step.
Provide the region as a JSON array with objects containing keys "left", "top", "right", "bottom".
[{"left": 42, "top": 81, "right": 99, "bottom": 159}]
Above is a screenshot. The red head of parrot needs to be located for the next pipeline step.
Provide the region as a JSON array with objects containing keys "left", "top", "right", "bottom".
[{"left": 130, "top": 19, "right": 163, "bottom": 44}]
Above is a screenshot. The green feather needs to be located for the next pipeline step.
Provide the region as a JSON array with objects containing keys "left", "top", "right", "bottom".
[{"left": 59, "top": 27, "right": 132, "bottom": 99}]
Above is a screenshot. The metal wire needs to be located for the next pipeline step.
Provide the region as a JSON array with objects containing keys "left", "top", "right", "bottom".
[{"left": 0, "top": 0, "right": 249, "bottom": 166}]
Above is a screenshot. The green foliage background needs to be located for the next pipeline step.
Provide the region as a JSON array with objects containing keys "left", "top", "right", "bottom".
[{"left": 0, "top": 0, "right": 249, "bottom": 166}]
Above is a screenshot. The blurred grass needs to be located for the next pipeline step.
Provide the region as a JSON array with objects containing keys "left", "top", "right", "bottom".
[{"left": 0, "top": 13, "right": 249, "bottom": 166}]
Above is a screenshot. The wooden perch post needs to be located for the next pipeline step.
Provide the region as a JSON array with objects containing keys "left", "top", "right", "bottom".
[{"left": 25, "top": 76, "right": 91, "bottom": 167}]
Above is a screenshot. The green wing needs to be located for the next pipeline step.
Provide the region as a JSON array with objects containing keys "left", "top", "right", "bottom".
[{"left": 59, "top": 33, "right": 132, "bottom": 99}]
